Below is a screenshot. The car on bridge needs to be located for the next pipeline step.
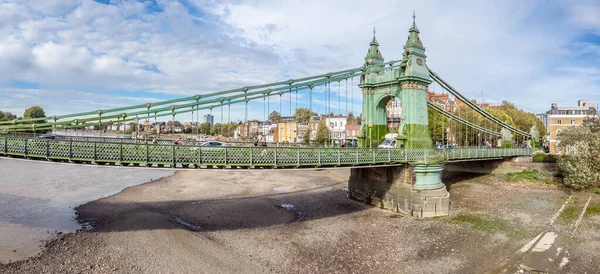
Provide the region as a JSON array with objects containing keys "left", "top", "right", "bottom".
[
  {"left": 378, "top": 133, "right": 398, "bottom": 148},
  {"left": 201, "top": 141, "right": 227, "bottom": 147},
  {"left": 190, "top": 141, "right": 227, "bottom": 151},
  {"left": 38, "top": 134, "right": 59, "bottom": 140}
]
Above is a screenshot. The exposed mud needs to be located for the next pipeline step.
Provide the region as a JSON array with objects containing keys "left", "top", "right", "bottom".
[{"left": 1, "top": 166, "right": 599, "bottom": 273}]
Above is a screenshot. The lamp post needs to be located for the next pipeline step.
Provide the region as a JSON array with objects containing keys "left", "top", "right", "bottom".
[{"left": 368, "top": 121, "right": 373, "bottom": 149}]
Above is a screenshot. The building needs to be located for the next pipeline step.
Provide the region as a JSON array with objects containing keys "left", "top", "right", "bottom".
[
  {"left": 326, "top": 116, "right": 347, "bottom": 145},
  {"left": 278, "top": 120, "right": 298, "bottom": 143},
  {"left": 546, "top": 100, "right": 597, "bottom": 154},
  {"left": 266, "top": 123, "right": 278, "bottom": 143},
  {"left": 308, "top": 116, "right": 325, "bottom": 141},
  {"left": 386, "top": 98, "right": 402, "bottom": 131},
  {"left": 204, "top": 114, "right": 214, "bottom": 126},
  {"left": 345, "top": 118, "right": 360, "bottom": 144},
  {"left": 427, "top": 91, "right": 459, "bottom": 112}
]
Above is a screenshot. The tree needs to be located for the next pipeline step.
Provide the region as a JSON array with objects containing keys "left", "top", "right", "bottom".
[
  {"left": 486, "top": 108, "right": 515, "bottom": 128},
  {"left": 294, "top": 108, "right": 314, "bottom": 122},
  {"left": 268, "top": 111, "right": 281, "bottom": 122},
  {"left": 496, "top": 102, "right": 546, "bottom": 146},
  {"left": 23, "top": 106, "right": 46, "bottom": 123},
  {"left": 199, "top": 122, "right": 211, "bottom": 135},
  {"left": 220, "top": 122, "right": 237, "bottom": 137},
  {"left": 302, "top": 127, "right": 311, "bottom": 144},
  {"left": 210, "top": 123, "right": 222, "bottom": 135},
  {"left": 557, "top": 117, "right": 600, "bottom": 190},
  {"left": 0, "top": 111, "right": 17, "bottom": 121},
  {"left": 428, "top": 103, "right": 449, "bottom": 143},
  {"left": 314, "top": 120, "right": 330, "bottom": 145}
]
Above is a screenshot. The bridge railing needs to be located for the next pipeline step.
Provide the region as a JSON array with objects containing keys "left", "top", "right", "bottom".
[
  {"left": 0, "top": 136, "right": 531, "bottom": 168},
  {"left": 444, "top": 147, "right": 532, "bottom": 160}
]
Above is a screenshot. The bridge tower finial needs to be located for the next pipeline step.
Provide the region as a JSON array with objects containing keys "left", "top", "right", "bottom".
[
  {"left": 371, "top": 26, "right": 378, "bottom": 45},
  {"left": 411, "top": 11, "right": 418, "bottom": 31}
]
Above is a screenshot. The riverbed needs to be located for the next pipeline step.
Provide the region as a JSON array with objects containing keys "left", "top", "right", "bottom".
[{"left": 0, "top": 158, "right": 172, "bottom": 263}]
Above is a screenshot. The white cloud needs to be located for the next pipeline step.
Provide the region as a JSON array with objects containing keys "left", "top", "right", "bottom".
[{"left": 0, "top": 0, "right": 598, "bottom": 122}]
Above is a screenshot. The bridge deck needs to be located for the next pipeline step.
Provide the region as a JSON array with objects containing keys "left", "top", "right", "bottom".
[{"left": 0, "top": 136, "right": 531, "bottom": 168}]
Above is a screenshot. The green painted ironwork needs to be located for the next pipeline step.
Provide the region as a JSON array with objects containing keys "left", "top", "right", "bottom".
[
  {"left": 0, "top": 135, "right": 531, "bottom": 168},
  {"left": 358, "top": 13, "right": 433, "bottom": 149}
]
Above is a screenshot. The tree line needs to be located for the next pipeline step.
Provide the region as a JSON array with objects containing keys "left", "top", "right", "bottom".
[
  {"left": 0, "top": 106, "right": 46, "bottom": 122},
  {"left": 427, "top": 101, "right": 546, "bottom": 147}
]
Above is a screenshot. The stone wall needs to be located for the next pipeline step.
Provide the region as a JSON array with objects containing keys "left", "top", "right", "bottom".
[{"left": 348, "top": 165, "right": 449, "bottom": 217}]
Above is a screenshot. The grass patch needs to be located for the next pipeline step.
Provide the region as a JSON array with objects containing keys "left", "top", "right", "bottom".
[
  {"left": 559, "top": 203, "right": 582, "bottom": 224},
  {"left": 585, "top": 200, "right": 600, "bottom": 216},
  {"left": 557, "top": 196, "right": 600, "bottom": 224},
  {"left": 450, "top": 214, "right": 526, "bottom": 239},
  {"left": 506, "top": 170, "right": 553, "bottom": 184}
]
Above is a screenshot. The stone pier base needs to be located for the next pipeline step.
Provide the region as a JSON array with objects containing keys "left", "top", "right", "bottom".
[{"left": 348, "top": 164, "right": 450, "bottom": 218}]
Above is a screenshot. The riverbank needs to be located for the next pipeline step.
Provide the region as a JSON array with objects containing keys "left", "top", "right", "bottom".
[
  {"left": 2, "top": 165, "right": 599, "bottom": 273},
  {"left": 0, "top": 158, "right": 173, "bottom": 263}
]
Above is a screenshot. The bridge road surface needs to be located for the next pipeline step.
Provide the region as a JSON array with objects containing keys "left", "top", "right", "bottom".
[{"left": 0, "top": 158, "right": 173, "bottom": 263}]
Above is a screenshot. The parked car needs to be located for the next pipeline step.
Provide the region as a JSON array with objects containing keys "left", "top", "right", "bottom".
[
  {"left": 38, "top": 134, "right": 59, "bottom": 140},
  {"left": 191, "top": 141, "right": 227, "bottom": 151},
  {"left": 202, "top": 141, "right": 227, "bottom": 147}
]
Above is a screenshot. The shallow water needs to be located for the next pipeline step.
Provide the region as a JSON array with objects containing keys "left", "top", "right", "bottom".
[{"left": 0, "top": 158, "right": 172, "bottom": 263}]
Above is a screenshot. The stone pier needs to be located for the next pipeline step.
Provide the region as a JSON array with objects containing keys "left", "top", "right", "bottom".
[{"left": 347, "top": 164, "right": 449, "bottom": 217}]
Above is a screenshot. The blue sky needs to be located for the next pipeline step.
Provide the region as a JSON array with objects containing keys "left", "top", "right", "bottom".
[{"left": 0, "top": 0, "right": 599, "bottom": 123}]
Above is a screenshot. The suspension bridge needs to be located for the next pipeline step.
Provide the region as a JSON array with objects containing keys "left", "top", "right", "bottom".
[{"left": 0, "top": 13, "right": 537, "bottom": 217}]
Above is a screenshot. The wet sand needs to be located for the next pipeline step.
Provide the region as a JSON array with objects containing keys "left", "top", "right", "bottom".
[
  {"left": 0, "top": 158, "right": 172, "bottom": 263},
  {"left": 1, "top": 159, "right": 599, "bottom": 273}
]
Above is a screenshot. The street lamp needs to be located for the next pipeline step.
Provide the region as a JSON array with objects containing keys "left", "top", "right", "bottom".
[{"left": 368, "top": 121, "right": 373, "bottom": 149}]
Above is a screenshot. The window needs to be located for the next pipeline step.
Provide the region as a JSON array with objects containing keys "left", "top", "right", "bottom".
[
  {"left": 570, "top": 120, "right": 574, "bottom": 125},
  {"left": 557, "top": 120, "right": 561, "bottom": 124}
]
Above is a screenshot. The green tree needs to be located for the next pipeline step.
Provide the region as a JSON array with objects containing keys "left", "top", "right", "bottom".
[
  {"left": 199, "top": 122, "right": 211, "bottom": 134},
  {"left": 302, "top": 127, "right": 311, "bottom": 144},
  {"left": 23, "top": 106, "right": 46, "bottom": 123},
  {"left": 485, "top": 108, "right": 515, "bottom": 127},
  {"left": 294, "top": 108, "right": 314, "bottom": 122},
  {"left": 496, "top": 101, "right": 546, "bottom": 146},
  {"left": 0, "top": 111, "right": 17, "bottom": 121},
  {"left": 557, "top": 117, "right": 600, "bottom": 190},
  {"left": 428, "top": 104, "right": 449, "bottom": 143},
  {"left": 268, "top": 111, "right": 281, "bottom": 122},
  {"left": 314, "top": 120, "right": 330, "bottom": 145},
  {"left": 220, "top": 122, "right": 237, "bottom": 137},
  {"left": 453, "top": 104, "right": 484, "bottom": 146},
  {"left": 210, "top": 123, "right": 222, "bottom": 135}
]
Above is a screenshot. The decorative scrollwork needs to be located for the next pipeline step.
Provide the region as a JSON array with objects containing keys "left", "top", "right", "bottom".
[{"left": 401, "top": 81, "right": 427, "bottom": 91}]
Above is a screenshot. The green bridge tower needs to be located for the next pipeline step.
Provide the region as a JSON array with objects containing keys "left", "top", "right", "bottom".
[
  {"left": 357, "top": 12, "right": 432, "bottom": 149},
  {"left": 350, "top": 13, "right": 449, "bottom": 217}
]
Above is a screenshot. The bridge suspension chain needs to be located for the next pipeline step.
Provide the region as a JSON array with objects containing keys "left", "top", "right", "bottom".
[{"left": 428, "top": 68, "right": 531, "bottom": 138}]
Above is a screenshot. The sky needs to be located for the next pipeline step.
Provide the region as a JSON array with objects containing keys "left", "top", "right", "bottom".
[{"left": 0, "top": 0, "right": 599, "bottom": 123}]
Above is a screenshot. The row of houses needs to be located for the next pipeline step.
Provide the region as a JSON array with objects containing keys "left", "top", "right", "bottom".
[{"left": 236, "top": 116, "right": 361, "bottom": 144}]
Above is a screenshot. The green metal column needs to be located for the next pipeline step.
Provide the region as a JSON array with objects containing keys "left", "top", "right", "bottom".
[{"left": 413, "top": 163, "right": 445, "bottom": 190}]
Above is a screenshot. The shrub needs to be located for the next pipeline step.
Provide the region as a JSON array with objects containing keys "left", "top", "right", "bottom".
[
  {"left": 556, "top": 117, "right": 600, "bottom": 190},
  {"left": 532, "top": 153, "right": 557, "bottom": 163}
]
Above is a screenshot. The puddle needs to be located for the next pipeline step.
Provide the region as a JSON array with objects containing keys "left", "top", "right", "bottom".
[
  {"left": 276, "top": 203, "right": 305, "bottom": 222},
  {"left": 174, "top": 217, "right": 202, "bottom": 231}
]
